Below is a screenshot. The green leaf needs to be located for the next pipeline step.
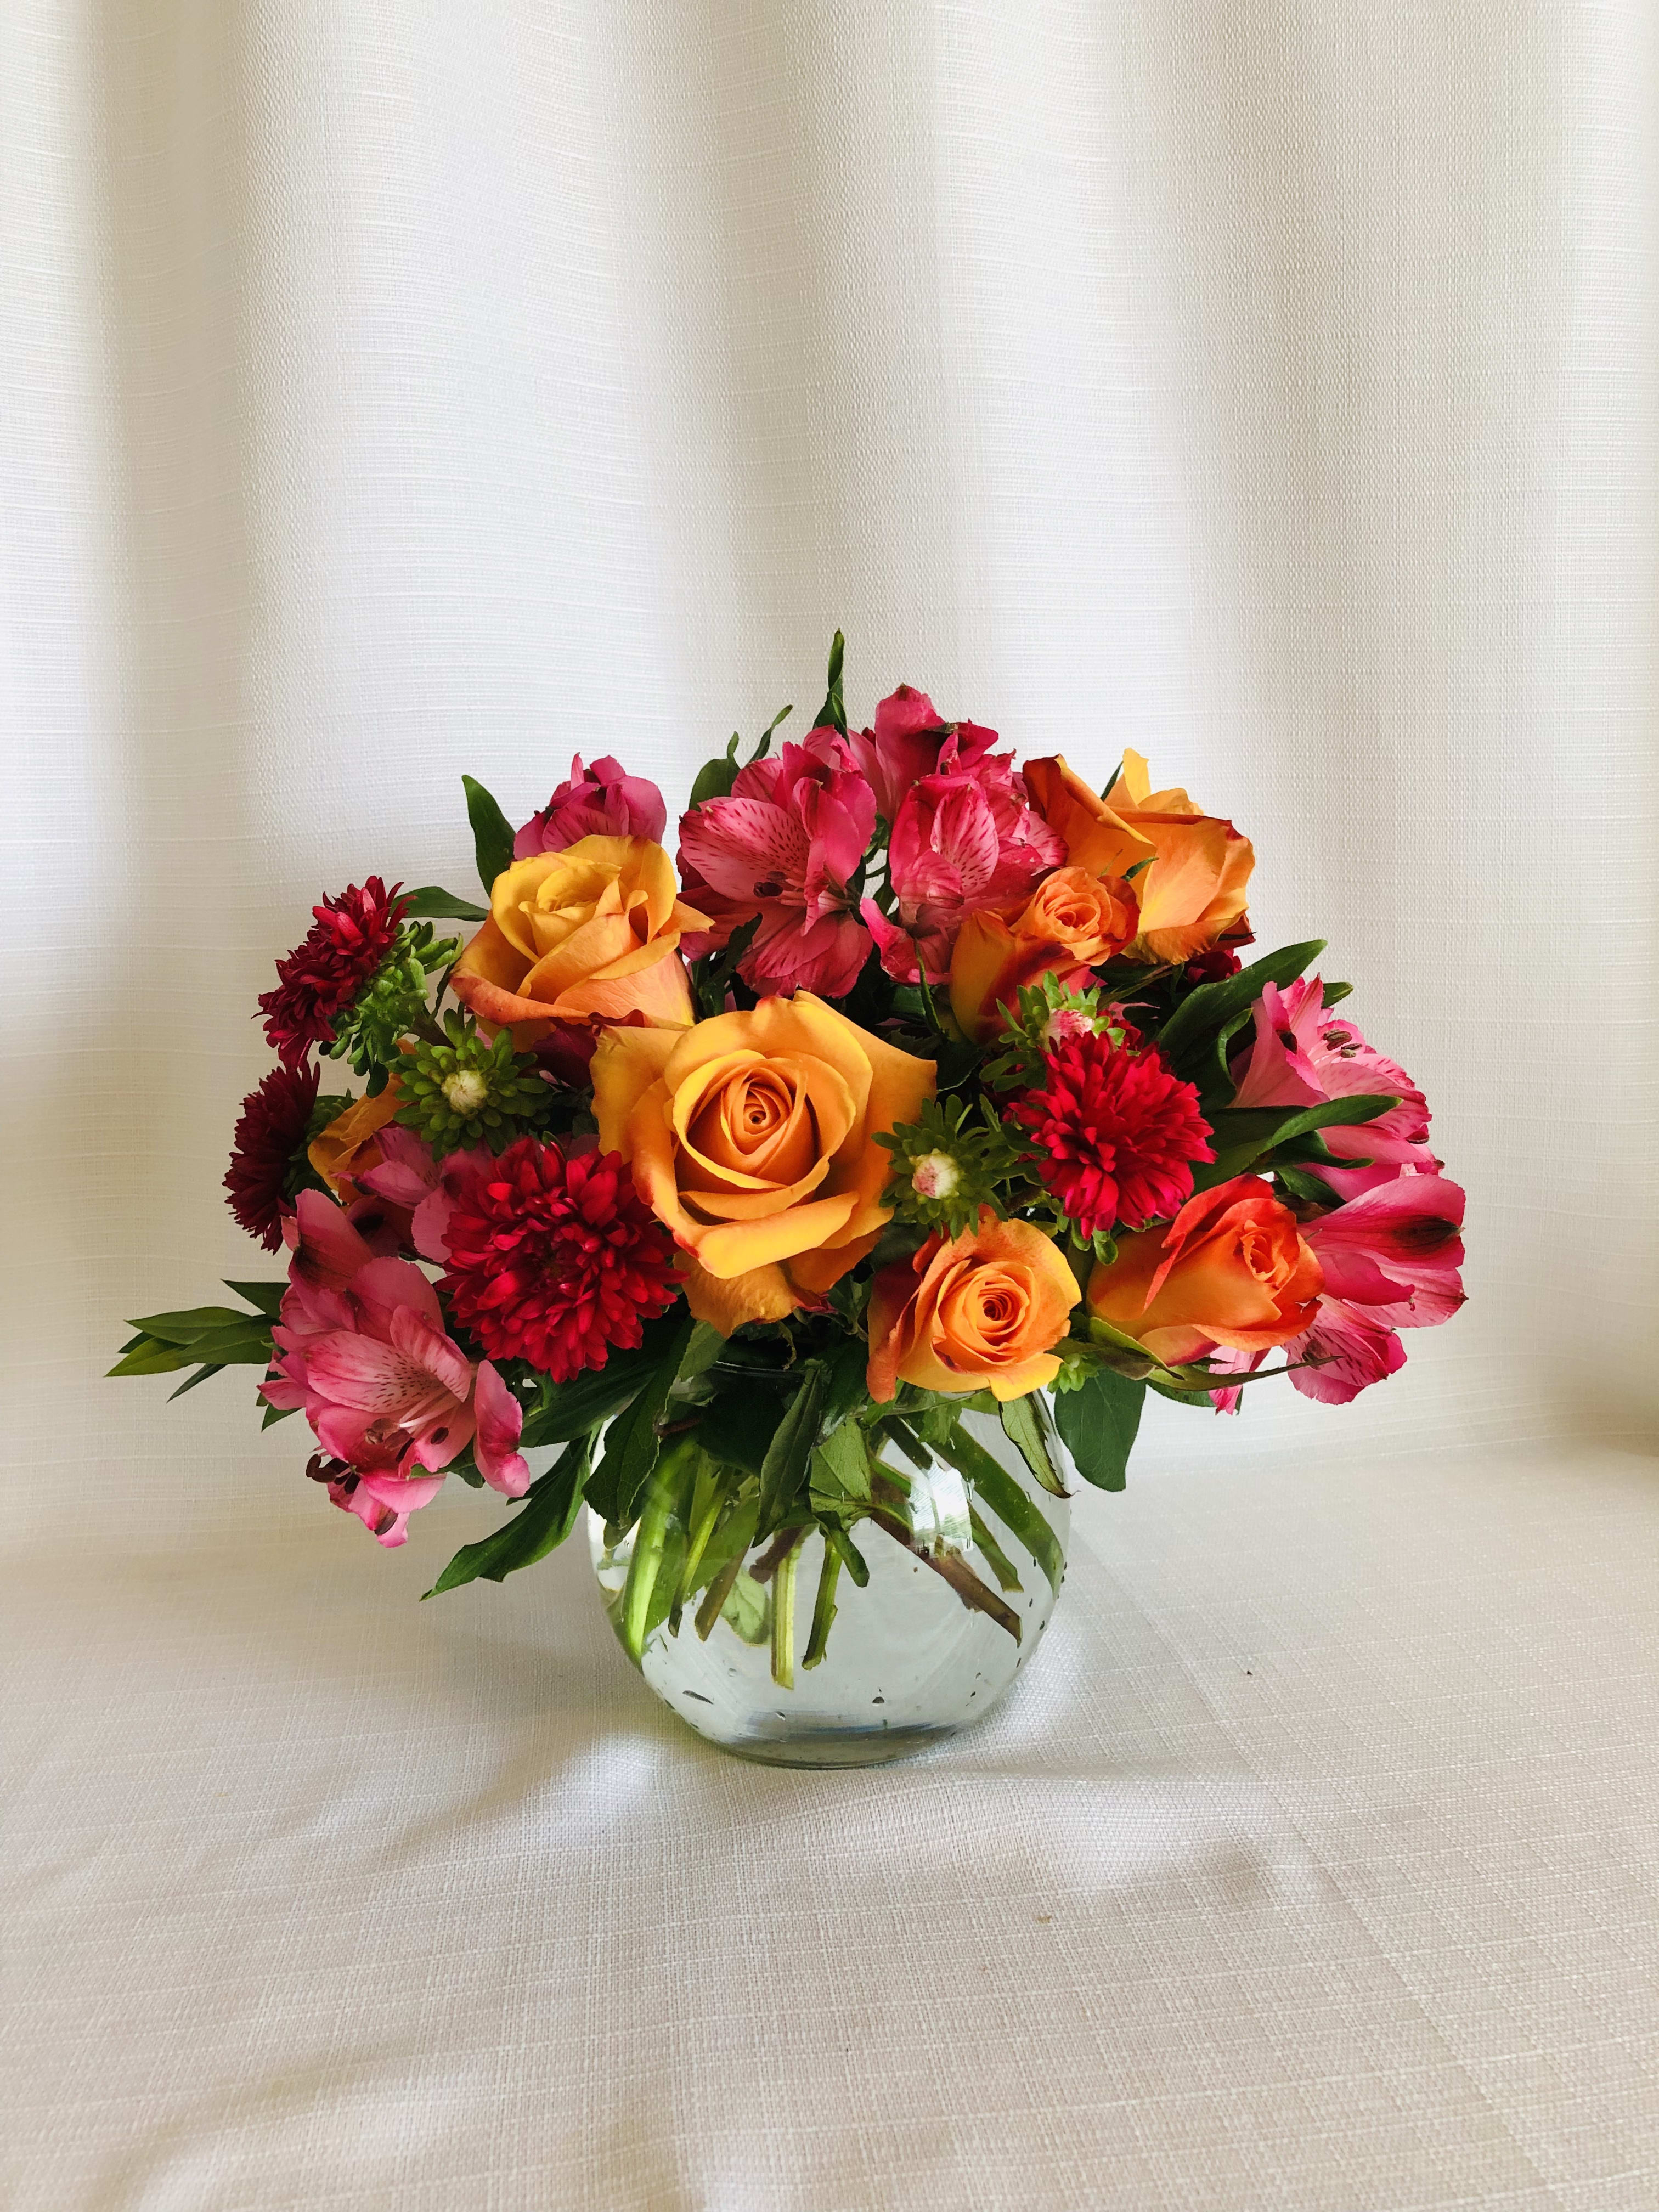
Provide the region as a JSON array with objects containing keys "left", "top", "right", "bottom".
[
  {"left": 400, "top": 884, "right": 489, "bottom": 923},
  {"left": 462, "top": 774, "right": 517, "bottom": 895},
  {"left": 757, "top": 1361, "right": 828, "bottom": 1539},
  {"left": 693, "top": 1386, "right": 782, "bottom": 1480},
  {"left": 969, "top": 1506, "right": 1023, "bottom": 1594},
  {"left": 108, "top": 1338, "right": 192, "bottom": 1378},
  {"left": 998, "top": 1393, "right": 1067, "bottom": 1497},
  {"left": 223, "top": 1280, "right": 286, "bottom": 1319},
  {"left": 1273, "top": 1162, "right": 1344, "bottom": 1208},
  {"left": 815, "top": 630, "right": 847, "bottom": 736},
  {"left": 261, "top": 1398, "right": 297, "bottom": 1427},
  {"left": 933, "top": 1425, "right": 1065, "bottom": 1595},
  {"left": 1052, "top": 1368, "right": 1144, "bottom": 1492},
  {"left": 802, "top": 1541, "right": 844, "bottom": 1670},
  {"left": 124, "top": 1305, "right": 252, "bottom": 1347},
  {"left": 1195, "top": 1094, "right": 1396, "bottom": 1186},
  {"left": 809, "top": 1418, "right": 872, "bottom": 1516},
  {"left": 168, "top": 1363, "right": 225, "bottom": 1400},
  {"left": 179, "top": 1322, "right": 274, "bottom": 1367},
  {"left": 1154, "top": 940, "right": 1326, "bottom": 1076},
  {"left": 423, "top": 1437, "right": 592, "bottom": 1598},
  {"left": 721, "top": 1570, "right": 769, "bottom": 1645},
  {"left": 518, "top": 1309, "right": 689, "bottom": 1446},
  {"left": 688, "top": 734, "right": 742, "bottom": 808},
  {"left": 619, "top": 1437, "right": 699, "bottom": 1659},
  {"left": 584, "top": 1309, "right": 696, "bottom": 1528},
  {"left": 821, "top": 1333, "right": 872, "bottom": 1427}
]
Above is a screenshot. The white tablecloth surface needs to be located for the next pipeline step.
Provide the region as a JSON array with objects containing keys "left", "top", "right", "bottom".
[{"left": 9, "top": 1440, "right": 1658, "bottom": 2211}]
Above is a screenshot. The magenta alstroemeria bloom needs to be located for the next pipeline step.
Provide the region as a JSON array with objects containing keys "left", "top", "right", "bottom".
[
  {"left": 514, "top": 755, "right": 668, "bottom": 858},
  {"left": 356, "top": 1126, "right": 493, "bottom": 1265},
  {"left": 1209, "top": 1170, "right": 1466, "bottom": 1410},
  {"left": 678, "top": 726, "right": 877, "bottom": 997},
  {"left": 1229, "top": 979, "right": 1434, "bottom": 1193},
  {"left": 862, "top": 756, "right": 1064, "bottom": 983},
  {"left": 848, "top": 685, "right": 1000, "bottom": 825},
  {"left": 1299, "top": 1172, "right": 1466, "bottom": 1329},
  {"left": 263, "top": 1192, "right": 528, "bottom": 1544}
]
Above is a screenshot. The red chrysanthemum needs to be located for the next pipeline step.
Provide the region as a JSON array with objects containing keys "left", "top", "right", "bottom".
[
  {"left": 224, "top": 1059, "right": 321, "bottom": 1250},
  {"left": 257, "top": 878, "right": 405, "bottom": 1062},
  {"left": 1007, "top": 1032, "right": 1215, "bottom": 1237},
  {"left": 440, "top": 1137, "right": 682, "bottom": 1382}
]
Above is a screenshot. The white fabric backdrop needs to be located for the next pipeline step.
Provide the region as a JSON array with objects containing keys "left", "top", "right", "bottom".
[{"left": 3, "top": 3, "right": 1657, "bottom": 2206}]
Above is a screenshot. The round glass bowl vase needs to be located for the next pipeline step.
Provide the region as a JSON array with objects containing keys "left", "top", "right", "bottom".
[{"left": 589, "top": 1407, "right": 1070, "bottom": 1768}]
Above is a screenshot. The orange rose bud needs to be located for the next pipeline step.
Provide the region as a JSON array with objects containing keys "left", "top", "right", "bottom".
[
  {"left": 307, "top": 1081, "right": 404, "bottom": 1199},
  {"left": 948, "top": 866, "right": 1138, "bottom": 1042},
  {"left": 866, "top": 1211, "right": 1080, "bottom": 1404},
  {"left": 450, "top": 836, "right": 708, "bottom": 1048},
  {"left": 1086, "top": 1174, "right": 1322, "bottom": 1368},
  {"left": 591, "top": 993, "right": 935, "bottom": 1335},
  {"left": 1023, "top": 751, "right": 1254, "bottom": 965}
]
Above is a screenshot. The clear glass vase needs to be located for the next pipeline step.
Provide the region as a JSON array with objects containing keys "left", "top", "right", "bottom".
[{"left": 589, "top": 1406, "right": 1070, "bottom": 1768}]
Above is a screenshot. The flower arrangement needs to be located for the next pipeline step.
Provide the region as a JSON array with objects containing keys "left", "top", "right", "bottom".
[{"left": 113, "top": 638, "right": 1465, "bottom": 1690}]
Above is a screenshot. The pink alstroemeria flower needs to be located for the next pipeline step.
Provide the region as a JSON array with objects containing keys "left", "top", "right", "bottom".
[
  {"left": 862, "top": 756, "right": 1064, "bottom": 983},
  {"left": 678, "top": 726, "right": 877, "bottom": 997},
  {"left": 355, "top": 1126, "right": 494, "bottom": 1265},
  {"left": 263, "top": 1191, "right": 529, "bottom": 1544},
  {"left": 1210, "top": 1170, "right": 1466, "bottom": 1409},
  {"left": 848, "top": 685, "right": 1000, "bottom": 825},
  {"left": 1229, "top": 979, "right": 1434, "bottom": 1194},
  {"left": 514, "top": 755, "right": 668, "bottom": 858}
]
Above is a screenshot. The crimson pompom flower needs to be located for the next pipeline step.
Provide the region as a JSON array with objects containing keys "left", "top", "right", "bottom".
[
  {"left": 224, "top": 1060, "right": 320, "bottom": 1249},
  {"left": 440, "top": 1137, "right": 681, "bottom": 1381},
  {"left": 1007, "top": 1033, "right": 1215, "bottom": 1237},
  {"left": 257, "top": 878, "right": 405, "bottom": 1062}
]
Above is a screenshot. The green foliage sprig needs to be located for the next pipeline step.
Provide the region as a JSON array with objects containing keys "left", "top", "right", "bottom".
[
  {"left": 394, "top": 1011, "right": 548, "bottom": 1152},
  {"left": 325, "top": 920, "right": 461, "bottom": 1088},
  {"left": 980, "top": 973, "right": 1122, "bottom": 1092},
  {"left": 874, "top": 1094, "right": 1029, "bottom": 1239}
]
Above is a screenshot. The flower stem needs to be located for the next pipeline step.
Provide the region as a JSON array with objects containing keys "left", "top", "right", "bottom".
[
  {"left": 802, "top": 1541, "right": 843, "bottom": 1671},
  {"left": 770, "top": 1533, "right": 803, "bottom": 1690}
]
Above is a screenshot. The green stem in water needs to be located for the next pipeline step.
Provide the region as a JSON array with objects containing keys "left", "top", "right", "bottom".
[
  {"left": 770, "top": 1533, "right": 803, "bottom": 1689},
  {"left": 619, "top": 1439, "right": 692, "bottom": 1662},
  {"left": 802, "top": 1540, "right": 844, "bottom": 1671},
  {"left": 695, "top": 1546, "right": 746, "bottom": 1642}
]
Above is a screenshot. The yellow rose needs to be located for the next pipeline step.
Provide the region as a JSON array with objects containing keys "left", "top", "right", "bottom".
[
  {"left": 451, "top": 836, "right": 707, "bottom": 1047},
  {"left": 592, "top": 994, "right": 935, "bottom": 1333},
  {"left": 1023, "top": 752, "right": 1254, "bottom": 964}
]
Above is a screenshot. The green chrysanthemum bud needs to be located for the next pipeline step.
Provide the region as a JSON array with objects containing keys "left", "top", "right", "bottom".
[{"left": 395, "top": 1014, "right": 548, "bottom": 1153}]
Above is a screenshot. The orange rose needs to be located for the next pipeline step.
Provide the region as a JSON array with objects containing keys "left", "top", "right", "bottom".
[
  {"left": 1086, "top": 1174, "right": 1322, "bottom": 1366},
  {"left": 948, "top": 866, "right": 1138, "bottom": 1041},
  {"left": 307, "top": 1082, "right": 403, "bottom": 1198},
  {"left": 867, "top": 1211, "right": 1080, "bottom": 1403},
  {"left": 451, "top": 836, "right": 707, "bottom": 1047},
  {"left": 591, "top": 994, "right": 935, "bottom": 1333},
  {"left": 1023, "top": 752, "right": 1253, "bottom": 964}
]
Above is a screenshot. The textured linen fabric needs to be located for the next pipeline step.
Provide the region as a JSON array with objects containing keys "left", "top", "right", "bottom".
[{"left": 3, "top": 1, "right": 1657, "bottom": 2206}]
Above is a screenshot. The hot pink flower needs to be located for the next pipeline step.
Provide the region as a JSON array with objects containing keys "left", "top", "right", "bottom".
[
  {"left": 354, "top": 1125, "right": 494, "bottom": 1265},
  {"left": 1210, "top": 1170, "right": 1466, "bottom": 1409},
  {"left": 678, "top": 726, "right": 877, "bottom": 997},
  {"left": 848, "top": 685, "right": 1000, "bottom": 825},
  {"left": 1299, "top": 1171, "right": 1466, "bottom": 1328},
  {"left": 1229, "top": 979, "right": 1434, "bottom": 1194},
  {"left": 263, "top": 1190, "right": 528, "bottom": 1543},
  {"left": 514, "top": 755, "right": 668, "bottom": 857},
  {"left": 862, "top": 756, "right": 1064, "bottom": 983}
]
